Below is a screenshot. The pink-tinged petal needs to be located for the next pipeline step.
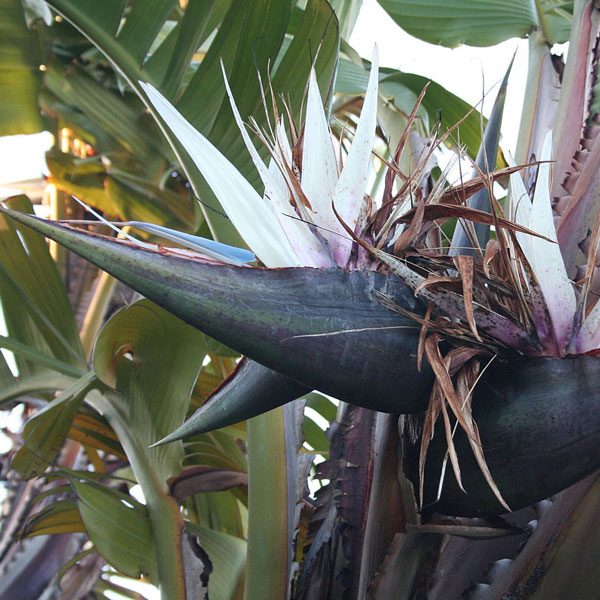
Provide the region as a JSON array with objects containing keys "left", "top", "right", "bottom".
[
  {"left": 140, "top": 81, "right": 300, "bottom": 268},
  {"left": 330, "top": 46, "right": 380, "bottom": 266},
  {"left": 528, "top": 132, "right": 576, "bottom": 352},
  {"left": 576, "top": 299, "right": 600, "bottom": 352},
  {"left": 267, "top": 121, "right": 333, "bottom": 267}
]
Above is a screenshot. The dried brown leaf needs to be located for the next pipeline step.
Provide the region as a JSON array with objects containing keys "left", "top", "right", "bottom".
[
  {"left": 397, "top": 203, "right": 555, "bottom": 243},
  {"left": 453, "top": 255, "right": 480, "bottom": 341}
]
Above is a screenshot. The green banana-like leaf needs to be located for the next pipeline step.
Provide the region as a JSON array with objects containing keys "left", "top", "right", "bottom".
[
  {"left": 22, "top": 499, "right": 84, "bottom": 538},
  {"left": 12, "top": 372, "right": 96, "bottom": 479},
  {"left": 44, "top": 61, "right": 165, "bottom": 165},
  {"left": 378, "top": 0, "right": 573, "bottom": 47},
  {"left": 68, "top": 409, "right": 125, "bottom": 458},
  {"left": 0, "top": 195, "right": 85, "bottom": 405},
  {"left": 90, "top": 300, "right": 209, "bottom": 596},
  {"left": 69, "top": 478, "right": 159, "bottom": 581},
  {"left": 0, "top": 0, "right": 44, "bottom": 135},
  {"left": 1, "top": 209, "right": 433, "bottom": 421},
  {"left": 336, "top": 56, "right": 491, "bottom": 162},
  {"left": 46, "top": 0, "right": 339, "bottom": 246},
  {"left": 0, "top": 196, "right": 84, "bottom": 369},
  {"left": 92, "top": 299, "right": 206, "bottom": 481}
]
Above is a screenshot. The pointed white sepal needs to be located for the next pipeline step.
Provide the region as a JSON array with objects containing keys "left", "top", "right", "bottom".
[
  {"left": 509, "top": 170, "right": 533, "bottom": 264},
  {"left": 528, "top": 132, "right": 576, "bottom": 352},
  {"left": 330, "top": 45, "right": 380, "bottom": 266},
  {"left": 300, "top": 68, "right": 342, "bottom": 257},
  {"left": 139, "top": 81, "right": 300, "bottom": 268}
]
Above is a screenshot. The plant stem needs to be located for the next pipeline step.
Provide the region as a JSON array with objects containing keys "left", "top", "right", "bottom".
[
  {"left": 45, "top": 182, "right": 68, "bottom": 280},
  {"left": 97, "top": 396, "right": 187, "bottom": 599},
  {"left": 245, "top": 409, "right": 289, "bottom": 600},
  {"left": 79, "top": 270, "right": 117, "bottom": 359}
]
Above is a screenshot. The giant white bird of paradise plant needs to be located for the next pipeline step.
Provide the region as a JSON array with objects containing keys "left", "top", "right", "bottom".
[{"left": 5, "top": 37, "right": 600, "bottom": 518}]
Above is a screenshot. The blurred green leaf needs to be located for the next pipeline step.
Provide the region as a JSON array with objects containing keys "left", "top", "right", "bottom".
[
  {"left": 0, "top": 196, "right": 85, "bottom": 394},
  {"left": 12, "top": 372, "right": 96, "bottom": 478},
  {"left": 93, "top": 299, "right": 206, "bottom": 481},
  {"left": 70, "top": 478, "right": 159, "bottom": 581},
  {"left": 106, "top": 169, "right": 197, "bottom": 230},
  {"left": 68, "top": 410, "right": 126, "bottom": 458},
  {"left": 44, "top": 61, "right": 164, "bottom": 165},
  {"left": 0, "top": 334, "right": 83, "bottom": 378},
  {"left": 378, "top": 0, "right": 572, "bottom": 47},
  {"left": 22, "top": 499, "right": 85, "bottom": 538},
  {"left": 306, "top": 392, "right": 337, "bottom": 422},
  {"left": 303, "top": 416, "right": 329, "bottom": 453},
  {"left": 0, "top": 0, "right": 44, "bottom": 134},
  {"left": 336, "top": 56, "right": 488, "bottom": 161}
]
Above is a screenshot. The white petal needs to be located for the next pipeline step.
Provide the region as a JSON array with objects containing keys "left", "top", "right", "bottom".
[
  {"left": 300, "top": 67, "right": 343, "bottom": 257},
  {"left": 330, "top": 45, "right": 380, "bottom": 266},
  {"left": 509, "top": 171, "right": 533, "bottom": 263},
  {"left": 268, "top": 122, "right": 332, "bottom": 267},
  {"left": 266, "top": 155, "right": 333, "bottom": 268},
  {"left": 221, "top": 68, "right": 332, "bottom": 267},
  {"left": 528, "top": 131, "right": 576, "bottom": 350},
  {"left": 139, "top": 81, "right": 300, "bottom": 268},
  {"left": 221, "top": 63, "right": 272, "bottom": 188}
]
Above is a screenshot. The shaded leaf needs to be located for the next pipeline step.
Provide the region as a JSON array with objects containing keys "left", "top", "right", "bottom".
[
  {"left": 70, "top": 478, "right": 159, "bottom": 581},
  {"left": 93, "top": 299, "right": 206, "bottom": 479},
  {"left": 0, "top": 0, "right": 44, "bottom": 134},
  {"left": 378, "top": 0, "right": 572, "bottom": 47},
  {"left": 12, "top": 372, "right": 96, "bottom": 479},
  {"left": 22, "top": 500, "right": 85, "bottom": 538}
]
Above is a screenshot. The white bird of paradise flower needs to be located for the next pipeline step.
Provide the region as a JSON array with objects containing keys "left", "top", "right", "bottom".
[{"left": 138, "top": 47, "right": 380, "bottom": 271}]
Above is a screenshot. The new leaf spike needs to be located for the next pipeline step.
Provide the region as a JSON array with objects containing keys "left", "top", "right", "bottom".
[
  {"left": 153, "top": 359, "right": 310, "bottom": 446},
  {"left": 0, "top": 208, "right": 432, "bottom": 421},
  {"left": 450, "top": 56, "right": 513, "bottom": 256}
]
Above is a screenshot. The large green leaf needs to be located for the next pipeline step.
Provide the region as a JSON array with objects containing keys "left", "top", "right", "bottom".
[
  {"left": 22, "top": 499, "right": 84, "bottom": 537},
  {"left": 93, "top": 299, "right": 206, "bottom": 481},
  {"left": 0, "top": 0, "right": 44, "bottom": 134},
  {"left": 12, "top": 372, "right": 96, "bottom": 478},
  {"left": 0, "top": 196, "right": 84, "bottom": 395},
  {"left": 144, "top": 0, "right": 233, "bottom": 99},
  {"left": 45, "top": 0, "right": 339, "bottom": 246},
  {"left": 336, "top": 56, "right": 489, "bottom": 162},
  {"left": 68, "top": 409, "right": 125, "bottom": 458},
  {"left": 70, "top": 478, "right": 159, "bottom": 581},
  {"left": 378, "top": 0, "right": 573, "bottom": 47},
  {"left": 91, "top": 300, "right": 209, "bottom": 597}
]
